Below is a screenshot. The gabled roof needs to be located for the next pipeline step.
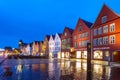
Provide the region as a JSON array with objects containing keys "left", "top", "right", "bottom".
[
  {"left": 58, "top": 33, "right": 62, "bottom": 38},
  {"left": 34, "top": 41, "right": 40, "bottom": 44},
  {"left": 92, "top": 4, "right": 119, "bottom": 28},
  {"left": 40, "top": 41, "right": 43, "bottom": 43},
  {"left": 82, "top": 19, "right": 93, "bottom": 28},
  {"left": 52, "top": 35, "right": 55, "bottom": 39},
  {"left": 45, "top": 35, "right": 50, "bottom": 41},
  {"left": 65, "top": 27, "right": 74, "bottom": 35}
]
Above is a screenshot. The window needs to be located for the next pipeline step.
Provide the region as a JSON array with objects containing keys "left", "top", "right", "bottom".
[
  {"left": 103, "top": 36, "right": 108, "bottom": 45},
  {"left": 86, "top": 32, "right": 89, "bottom": 37},
  {"left": 79, "top": 41, "right": 85, "bottom": 47},
  {"left": 102, "top": 16, "right": 107, "bottom": 23},
  {"left": 98, "top": 38, "right": 102, "bottom": 45},
  {"left": 81, "top": 33, "right": 85, "bottom": 38},
  {"left": 94, "top": 38, "right": 98, "bottom": 46},
  {"left": 98, "top": 27, "right": 102, "bottom": 34},
  {"left": 80, "top": 34, "right": 82, "bottom": 38},
  {"left": 94, "top": 29, "right": 97, "bottom": 36},
  {"left": 94, "top": 51, "right": 103, "bottom": 59},
  {"left": 62, "top": 39, "right": 66, "bottom": 44},
  {"left": 110, "top": 23, "right": 115, "bottom": 32},
  {"left": 68, "top": 38, "right": 71, "bottom": 43},
  {"left": 110, "top": 35, "right": 115, "bottom": 44},
  {"left": 65, "top": 32, "right": 67, "bottom": 36},
  {"left": 74, "top": 36, "right": 76, "bottom": 40},
  {"left": 67, "top": 44, "right": 70, "bottom": 49},
  {"left": 78, "top": 27, "right": 82, "bottom": 31},
  {"left": 85, "top": 40, "right": 89, "bottom": 46},
  {"left": 103, "top": 25, "right": 108, "bottom": 33},
  {"left": 74, "top": 42, "right": 77, "bottom": 47},
  {"left": 79, "top": 41, "right": 82, "bottom": 47}
]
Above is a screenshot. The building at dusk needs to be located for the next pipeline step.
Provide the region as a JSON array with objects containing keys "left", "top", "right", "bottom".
[
  {"left": 54, "top": 33, "right": 62, "bottom": 58},
  {"left": 39, "top": 41, "right": 43, "bottom": 56},
  {"left": 61, "top": 27, "right": 73, "bottom": 58},
  {"left": 91, "top": 4, "right": 120, "bottom": 62},
  {"left": 49, "top": 35, "right": 55, "bottom": 58},
  {"left": 72, "top": 18, "right": 92, "bottom": 59},
  {"left": 14, "top": 4, "right": 120, "bottom": 62},
  {"left": 18, "top": 40, "right": 31, "bottom": 56},
  {"left": 42, "top": 35, "right": 50, "bottom": 57},
  {"left": 32, "top": 41, "right": 40, "bottom": 56},
  {"left": 0, "top": 48, "right": 5, "bottom": 57}
]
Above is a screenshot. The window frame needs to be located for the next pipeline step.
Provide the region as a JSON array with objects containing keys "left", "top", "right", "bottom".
[{"left": 109, "top": 35, "right": 115, "bottom": 44}]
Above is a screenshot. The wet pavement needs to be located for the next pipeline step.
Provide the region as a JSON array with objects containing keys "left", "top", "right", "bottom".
[{"left": 0, "top": 59, "right": 120, "bottom": 80}]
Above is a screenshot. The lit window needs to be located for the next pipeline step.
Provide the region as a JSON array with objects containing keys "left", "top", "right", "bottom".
[
  {"left": 94, "top": 51, "right": 103, "bottom": 59},
  {"left": 110, "top": 23, "right": 115, "bottom": 32},
  {"left": 103, "top": 25, "right": 108, "bottom": 33},
  {"left": 65, "top": 32, "right": 67, "bottom": 36},
  {"left": 94, "top": 29, "right": 97, "bottom": 36},
  {"left": 110, "top": 35, "right": 115, "bottom": 44},
  {"left": 102, "top": 16, "right": 107, "bottom": 23},
  {"left": 98, "top": 38, "right": 102, "bottom": 45},
  {"left": 98, "top": 27, "right": 102, "bottom": 34},
  {"left": 103, "top": 36, "right": 108, "bottom": 45}
]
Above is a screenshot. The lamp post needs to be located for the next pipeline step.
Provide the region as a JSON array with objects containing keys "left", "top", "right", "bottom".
[{"left": 87, "top": 43, "right": 92, "bottom": 80}]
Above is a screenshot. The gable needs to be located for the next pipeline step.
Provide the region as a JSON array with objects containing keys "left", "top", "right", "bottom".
[
  {"left": 55, "top": 33, "right": 60, "bottom": 41},
  {"left": 72, "top": 18, "right": 92, "bottom": 35},
  {"left": 92, "top": 4, "right": 119, "bottom": 28},
  {"left": 49, "top": 35, "right": 54, "bottom": 42},
  {"left": 61, "top": 27, "right": 73, "bottom": 39}
]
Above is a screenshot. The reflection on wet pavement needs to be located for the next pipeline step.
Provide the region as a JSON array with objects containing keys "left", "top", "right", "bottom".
[{"left": 0, "top": 59, "right": 120, "bottom": 80}]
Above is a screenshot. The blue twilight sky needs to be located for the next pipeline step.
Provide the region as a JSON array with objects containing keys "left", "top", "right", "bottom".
[{"left": 0, "top": 0, "right": 120, "bottom": 48}]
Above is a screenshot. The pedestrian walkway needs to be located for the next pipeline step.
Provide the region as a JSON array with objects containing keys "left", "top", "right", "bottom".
[{"left": 59, "top": 58, "right": 120, "bottom": 67}]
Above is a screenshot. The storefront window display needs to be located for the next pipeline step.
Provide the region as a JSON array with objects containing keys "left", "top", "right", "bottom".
[
  {"left": 62, "top": 52, "right": 64, "bottom": 58},
  {"left": 82, "top": 51, "right": 87, "bottom": 59},
  {"left": 76, "top": 51, "right": 81, "bottom": 58},
  {"left": 65, "top": 52, "right": 70, "bottom": 58},
  {"left": 94, "top": 50, "right": 103, "bottom": 59}
]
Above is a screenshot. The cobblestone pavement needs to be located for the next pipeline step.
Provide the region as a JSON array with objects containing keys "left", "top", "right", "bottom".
[{"left": 0, "top": 59, "right": 120, "bottom": 80}]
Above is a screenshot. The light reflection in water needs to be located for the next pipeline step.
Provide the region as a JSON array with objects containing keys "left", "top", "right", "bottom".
[
  {"left": 16, "top": 65, "right": 22, "bottom": 73},
  {"left": 0, "top": 59, "right": 117, "bottom": 80}
]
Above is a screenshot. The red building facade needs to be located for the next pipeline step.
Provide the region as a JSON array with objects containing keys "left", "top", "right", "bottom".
[
  {"left": 72, "top": 18, "right": 92, "bottom": 59},
  {"left": 91, "top": 4, "right": 120, "bottom": 62},
  {"left": 61, "top": 27, "right": 73, "bottom": 58}
]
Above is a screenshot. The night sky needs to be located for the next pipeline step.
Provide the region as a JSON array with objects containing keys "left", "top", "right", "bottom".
[{"left": 0, "top": 0, "right": 120, "bottom": 48}]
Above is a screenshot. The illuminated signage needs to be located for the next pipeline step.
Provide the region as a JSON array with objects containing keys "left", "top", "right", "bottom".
[{"left": 93, "top": 47, "right": 110, "bottom": 50}]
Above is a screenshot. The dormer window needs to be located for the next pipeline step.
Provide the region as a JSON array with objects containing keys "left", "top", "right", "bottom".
[{"left": 102, "top": 16, "right": 107, "bottom": 23}]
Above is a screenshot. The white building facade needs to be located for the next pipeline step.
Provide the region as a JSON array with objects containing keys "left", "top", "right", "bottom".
[
  {"left": 54, "top": 33, "right": 61, "bottom": 58},
  {"left": 49, "top": 35, "right": 55, "bottom": 58}
]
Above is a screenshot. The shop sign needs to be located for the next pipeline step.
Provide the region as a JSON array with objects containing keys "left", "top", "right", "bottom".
[
  {"left": 93, "top": 47, "right": 110, "bottom": 50},
  {"left": 75, "top": 48, "right": 87, "bottom": 51}
]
